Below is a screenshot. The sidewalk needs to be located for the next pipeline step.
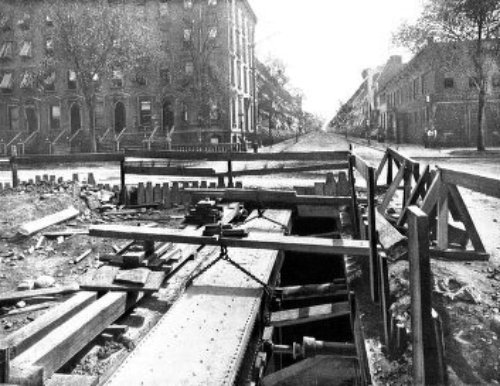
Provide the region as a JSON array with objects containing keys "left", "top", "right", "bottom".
[{"left": 348, "top": 136, "right": 500, "bottom": 159}]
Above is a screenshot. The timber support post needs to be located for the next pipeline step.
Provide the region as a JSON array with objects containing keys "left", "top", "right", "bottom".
[
  {"left": 120, "top": 157, "right": 127, "bottom": 205},
  {"left": 10, "top": 146, "right": 18, "bottom": 188},
  {"left": 367, "top": 166, "right": 379, "bottom": 303},
  {"left": 227, "top": 160, "right": 234, "bottom": 188},
  {"left": 408, "top": 206, "right": 445, "bottom": 385},
  {"left": 348, "top": 155, "right": 360, "bottom": 239},
  {"left": 0, "top": 346, "right": 10, "bottom": 383}
]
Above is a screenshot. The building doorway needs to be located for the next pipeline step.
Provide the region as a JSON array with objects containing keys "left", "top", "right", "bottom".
[
  {"left": 162, "top": 100, "right": 174, "bottom": 134},
  {"left": 25, "top": 106, "right": 38, "bottom": 133},
  {"left": 70, "top": 103, "right": 81, "bottom": 134},
  {"left": 114, "top": 101, "right": 126, "bottom": 134}
]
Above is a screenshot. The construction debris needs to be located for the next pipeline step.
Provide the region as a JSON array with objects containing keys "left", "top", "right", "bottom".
[{"left": 18, "top": 207, "right": 80, "bottom": 237}]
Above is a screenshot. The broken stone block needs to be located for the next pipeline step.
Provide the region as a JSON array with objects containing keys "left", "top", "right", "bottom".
[{"left": 34, "top": 275, "right": 56, "bottom": 289}]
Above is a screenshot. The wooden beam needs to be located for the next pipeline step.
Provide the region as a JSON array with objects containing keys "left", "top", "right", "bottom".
[
  {"left": 89, "top": 225, "right": 371, "bottom": 256},
  {"left": 420, "top": 173, "right": 442, "bottom": 215},
  {"left": 397, "top": 165, "right": 431, "bottom": 226},
  {"left": 185, "top": 188, "right": 355, "bottom": 207},
  {"left": 15, "top": 153, "right": 124, "bottom": 165},
  {"left": 388, "top": 148, "right": 418, "bottom": 168},
  {"left": 375, "top": 211, "right": 407, "bottom": 257},
  {"left": 437, "top": 184, "right": 449, "bottom": 250},
  {"left": 353, "top": 153, "right": 370, "bottom": 181},
  {"left": 123, "top": 165, "right": 215, "bottom": 177},
  {"left": 0, "top": 284, "right": 80, "bottom": 306},
  {"left": 407, "top": 206, "right": 442, "bottom": 385},
  {"left": 0, "top": 293, "right": 97, "bottom": 358},
  {"left": 125, "top": 149, "right": 350, "bottom": 162},
  {"left": 440, "top": 168, "right": 500, "bottom": 199},
  {"left": 10, "top": 292, "right": 128, "bottom": 383},
  {"left": 275, "top": 283, "right": 348, "bottom": 301},
  {"left": 375, "top": 150, "right": 388, "bottom": 184},
  {"left": 217, "top": 162, "right": 349, "bottom": 177},
  {"left": 379, "top": 161, "right": 407, "bottom": 215},
  {"left": 447, "top": 184, "right": 485, "bottom": 252},
  {"left": 269, "top": 301, "right": 350, "bottom": 327},
  {"left": 367, "top": 167, "right": 379, "bottom": 303},
  {"left": 429, "top": 248, "right": 489, "bottom": 261},
  {"left": 18, "top": 207, "right": 80, "bottom": 237}
]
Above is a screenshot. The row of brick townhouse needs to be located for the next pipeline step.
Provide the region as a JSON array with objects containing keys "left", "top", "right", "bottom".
[
  {"left": 0, "top": 0, "right": 257, "bottom": 154},
  {"left": 255, "top": 59, "right": 303, "bottom": 145},
  {"left": 336, "top": 39, "right": 500, "bottom": 147}
]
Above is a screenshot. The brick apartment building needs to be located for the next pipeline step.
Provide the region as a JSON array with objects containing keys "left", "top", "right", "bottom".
[
  {"left": 255, "top": 59, "right": 303, "bottom": 145},
  {"left": 338, "top": 40, "right": 500, "bottom": 147},
  {"left": 0, "top": 0, "right": 257, "bottom": 154}
]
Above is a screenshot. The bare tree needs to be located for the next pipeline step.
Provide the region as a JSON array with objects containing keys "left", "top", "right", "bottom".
[
  {"left": 42, "top": 0, "right": 163, "bottom": 152},
  {"left": 393, "top": 0, "right": 500, "bottom": 151},
  {"left": 171, "top": 3, "right": 228, "bottom": 142}
]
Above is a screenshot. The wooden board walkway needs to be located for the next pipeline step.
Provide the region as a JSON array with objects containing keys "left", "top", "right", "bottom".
[{"left": 105, "top": 210, "right": 292, "bottom": 386}]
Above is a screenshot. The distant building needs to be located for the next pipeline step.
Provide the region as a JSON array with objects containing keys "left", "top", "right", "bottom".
[
  {"left": 378, "top": 40, "right": 500, "bottom": 146},
  {"left": 0, "top": 0, "right": 257, "bottom": 153},
  {"left": 255, "top": 59, "right": 303, "bottom": 145}
]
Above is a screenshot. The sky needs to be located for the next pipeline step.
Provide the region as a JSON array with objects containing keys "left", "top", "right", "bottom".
[{"left": 249, "top": 0, "right": 424, "bottom": 121}]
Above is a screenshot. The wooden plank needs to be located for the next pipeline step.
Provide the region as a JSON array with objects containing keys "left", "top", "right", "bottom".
[
  {"left": 114, "top": 268, "right": 150, "bottom": 285},
  {"left": 429, "top": 248, "right": 489, "bottom": 261},
  {"left": 15, "top": 153, "right": 124, "bottom": 165},
  {"left": 0, "top": 293, "right": 97, "bottom": 358},
  {"left": 124, "top": 165, "right": 216, "bottom": 177},
  {"left": 397, "top": 165, "right": 431, "bottom": 226},
  {"left": 367, "top": 167, "right": 379, "bottom": 303},
  {"left": 89, "top": 225, "right": 371, "bottom": 256},
  {"left": 276, "top": 283, "right": 348, "bottom": 301},
  {"left": 45, "top": 374, "right": 98, "bottom": 386},
  {"left": 297, "top": 205, "right": 338, "bottom": 219},
  {"left": 447, "top": 184, "right": 485, "bottom": 252},
  {"left": 269, "top": 301, "right": 350, "bottom": 327},
  {"left": 375, "top": 150, "right": 389, "bottom": 184},
  {"left": 80, "top": 267, "right": 164, "bottom": 293},
  {"left": 218, "top": 162, "right": 349, "bottom": 177},
  {"left": 125, "top": 149, "right": 350, "bottom": 162},
  {"left": 185, "top": 188, "right": 356, "bottom": 207},
  {"left": 375, "top": 211, "right": 407, "bottom": 256},
  {"left": 0, "top": 284, "right": 80, "bottom": 306},
  {"left": 407, "top": 206, "right": 442, "bottom": 385},
  {"left": 388, "top": 148, "right": 418, "bottom": 168},
  {"left": 440, "top": 168, "right": 500, "bottom": 199},
  {"left": 18, "top": 207, "right": 79, "bottom": 237},
  {"left": 353, "top": 153, "right": 370, "bottom": 181},
  {"left": 379, "top": 252, "right": 390, "bottom": 347},
  {"left": 73, "top": 249, "right": 92, "bottom": 264},
  {"left": 10, "top": 292, "right": 127, "bottom": 383},
  {"left": 420, "top": 172, "right": 442, "bottom": 215},
  {"left": 437, "top": 183, "right": 449, "bottom": 250},
  {"left": 379, "top": 161, "right": 406, "bottom": 215}
]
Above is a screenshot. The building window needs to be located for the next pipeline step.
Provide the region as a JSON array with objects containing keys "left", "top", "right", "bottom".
[
  {"left": 19, "top": 41, "right": 32, "bottom": 58},
  {"left": 230, "top": 59, "right": 235, "bottom": 86},
  {"left": 45, "top": 38, "right": 54, "bottom": 55},
  {"left": 237, "top": 62, "right": 241, "bottom": 89},
  {"left": 185, "top": 62, "right": 194, "bottom": 76},
  {"left": 67, "top": 70, "right": 77, "bottom": 90},
  {"left": 493, "top": 75, "right": 500, "bottom": 88},
  {"left": 0, "top": 41, "right": 13, "bottom": 60},
  {"left": 136, "top": 72, "right": 147, "bottom": 86},
  {"left": 231, "top": 98, "right": 236, "bottom": 127},
  {"left": 469, "top": 76, "right": 479, "bottom": 89},
  {"left": 444, "top": 77, "right": 454, "bottom": 89},
  {"left": 8, "top": 106, "right": 19, "bottom": 131},
  {"left": 49, "top": 105, "right": 61, "bottom": 130},
  {"left": 20, "top": 71, "right": 34, "bottom": 89},
  {"left": 17, "top": 13, "right": 30, "bottom": 30},
  {"left": 243, "top": 68, "right": 248, "bottom": 93},
  {"left": 45, "top": 15, "right": 53, "bottom": 27},
  {"left": 181, "top": 102, "right": 188, "bottom": 122},
  {"left": 0, "top": 72, "right": 13, "bottom": 93},
  {"left": 184, "top": 0, "right": 193, "bottom": 9},
  {"left": 112, "top": 70, "right": 123, "bottom": 88},
  {"left": 139, "top": 99, "right": 152, "bottom": 128},
  {"left": 43, "top": 71, "right": 56, "bottom": 92},
  {"left": 160, "top": 68, "right": 171, "bottom": 84},
  {"left": 208, "top": 26, "right": 217, "bottom": 39}
]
